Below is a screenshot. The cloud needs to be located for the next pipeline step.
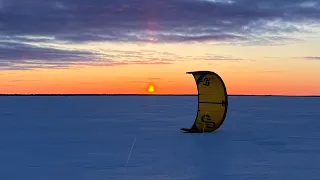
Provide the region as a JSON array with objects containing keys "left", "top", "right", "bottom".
[
  {"left": 0, "top": 0, "right": 319, "bottom": 44},
  {"left": 0, "top": 41, "right": 103, "bottom": 70},
  {"left": 126, "top": 78, "right": 163, "bottom": 84},
  {"left": 148, "top": 77, "right": 161, "bottom": 80},
  {"left": 291, "top": 56, "right": 320, "bottom": 61},
  {"left": 201, "top": 54, "right": 243, "bottom": 61},
  {"left": 302, "top": 56, "right": 320, "bottom": 60},
  {"left": 0, "top": 42, "right": 98, "bottom": 61},
  {"left": 0, "top": 0, "right": 320, "bottom": 69},
  {"left": 0, "top": 41, "right": 178, "bottom": 70}
]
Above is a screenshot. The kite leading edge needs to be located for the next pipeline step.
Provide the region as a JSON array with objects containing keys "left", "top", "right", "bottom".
[{"left": 181, "top": 71, "right": 228, "bottom": 133}]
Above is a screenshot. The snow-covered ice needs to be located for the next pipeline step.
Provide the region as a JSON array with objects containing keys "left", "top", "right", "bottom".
[{"left": 0, "top": 95, "right": 319, "bottom": 180}]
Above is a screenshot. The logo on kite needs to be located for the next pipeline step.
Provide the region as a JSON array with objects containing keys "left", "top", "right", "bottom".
[
  {"left": 203, "top": 77, "right": 210, "bottom": 86},
  {"left": 201, "top": 115, "right": 216, "bottom": 128}
]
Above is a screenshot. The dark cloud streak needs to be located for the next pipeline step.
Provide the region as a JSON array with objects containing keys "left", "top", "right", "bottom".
[
  {"left": 0, "top": 41, "right": 97, "bottom": 61},
  {"left": 302, "top": 56, "right": 320, "bottom": 60},
  {"left": 0, "top": 41, "right": 178, "bottom": 70}
]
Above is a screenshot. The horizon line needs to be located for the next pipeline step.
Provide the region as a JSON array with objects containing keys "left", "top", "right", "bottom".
[{"left": 0, "top": 94, "right": 319, "bottom": 97}]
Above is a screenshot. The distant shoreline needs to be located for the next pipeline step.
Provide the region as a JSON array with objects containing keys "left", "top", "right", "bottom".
[{"left": 0, "top": 94, "right": 319, "bottom": 97}]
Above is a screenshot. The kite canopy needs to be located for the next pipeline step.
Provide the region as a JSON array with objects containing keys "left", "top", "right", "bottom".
[{"left": 181, "top": 71, "right": 228, "bottom": 133}]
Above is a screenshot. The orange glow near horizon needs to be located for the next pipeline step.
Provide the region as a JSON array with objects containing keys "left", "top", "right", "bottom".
[
  {"left": 0, "top": 42, "right": 320, "bottom": 96},
  {"left": 0, "top": 63, "right": 319, "bottom": 95}
]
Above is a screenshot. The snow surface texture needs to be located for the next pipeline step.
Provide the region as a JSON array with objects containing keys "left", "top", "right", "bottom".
[{"left": 0, "top": 96, "right": 319, "bottom": 180}]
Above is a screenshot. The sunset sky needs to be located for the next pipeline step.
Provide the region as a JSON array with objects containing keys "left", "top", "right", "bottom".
[{"left": 0, "top": 0, "right": 319, "bottom": 95}]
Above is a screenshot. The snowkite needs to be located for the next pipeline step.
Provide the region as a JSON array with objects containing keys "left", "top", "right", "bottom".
[{"left": 181, "top": 71, "right": 228, "bottom": 133}]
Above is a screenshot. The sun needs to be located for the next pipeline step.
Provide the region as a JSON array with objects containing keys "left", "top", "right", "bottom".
[{"left": 147, "top": 83, "right": 156, "bottom": 93}]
